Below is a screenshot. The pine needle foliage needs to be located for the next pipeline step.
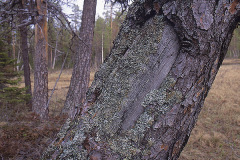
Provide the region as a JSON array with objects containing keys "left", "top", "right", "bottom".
[{"left": 0, "top": 40, "right": 30, "bottom": 105}]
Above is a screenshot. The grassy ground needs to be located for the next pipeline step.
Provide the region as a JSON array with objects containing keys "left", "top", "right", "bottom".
[{"left": 0, "top": 59, "right": 239, "bottom": 159}]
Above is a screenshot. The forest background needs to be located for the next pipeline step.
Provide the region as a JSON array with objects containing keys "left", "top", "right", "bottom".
[{"left": 0, "top": 0, "right": 239, "bottom": 159}]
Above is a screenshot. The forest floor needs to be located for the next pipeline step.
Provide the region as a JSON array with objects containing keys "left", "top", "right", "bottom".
[{"left": 0, "top": 59, "right": 239, "bottom": 159}]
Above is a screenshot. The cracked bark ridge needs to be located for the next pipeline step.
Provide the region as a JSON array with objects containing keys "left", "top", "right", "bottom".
[
  {"left": 33, "top": 0, "right": 48, "bottom": 119},
  {"left": 43, "top": 0, "right": 240, "bottom": 159}
]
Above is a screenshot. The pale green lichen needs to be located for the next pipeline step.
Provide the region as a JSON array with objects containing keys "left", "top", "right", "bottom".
[
  {"left": 42, "top": 116, "right": 89, "bottom": 159},
  {"left": 56, "top": 118, "right": 72, "bottom": 139},
  {"left": 102, "top": 77, "right": 182, "bottom": 159},
  {"left": 92, "top": 15, "right": 166, "bottom": 158},
  {"left": 123, "top": 77, "right": 182, "bottom": 157},
  {"left": 87, "top": 13, "right": 165, "bottom": 138},
  {"left": 142, "top": 77, "right": 182, "bottom": 114}
]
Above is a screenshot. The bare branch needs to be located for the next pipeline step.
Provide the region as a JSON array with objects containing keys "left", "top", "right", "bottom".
[
  {"left": 47, "top": 2, "right": 90, "bottom": 48},
  {"left": 46, "top": 51, "right": 69, "bottom": 110}
]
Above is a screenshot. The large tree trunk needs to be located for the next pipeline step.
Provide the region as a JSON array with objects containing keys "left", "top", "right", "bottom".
[
  {"left": 20, "top": 0, "right": 32, "bottom": 109},
  {"left": 33, "top": 0, "right": 48, "bottom": 119},
  {"left": 62, "top": 0, "right": 97, "bottom": 118},
  {"left": 43, "top": 0, "right": 240, "bottom": 159}
]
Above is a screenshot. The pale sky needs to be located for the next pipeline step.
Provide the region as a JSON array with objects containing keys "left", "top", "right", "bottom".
[
  {"left": 75, "top": 0, "right": 106, "bottom": 17},
  {"left": 63, "top": 0, "right": 122, "bottom": 19}
]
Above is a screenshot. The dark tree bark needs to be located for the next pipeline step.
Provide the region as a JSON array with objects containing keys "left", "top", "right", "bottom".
[
  {"left": 62, "top": 0, "right": 97, "bottom": 118},
  {"left": 20, "top": 0, "right": 32, "bottom": 109},
  {"left": 43, "top": 0, "right": 240, "bottom": 159},
  {"left": 33, "top": 0, "right": 48, "bottom": 119}
]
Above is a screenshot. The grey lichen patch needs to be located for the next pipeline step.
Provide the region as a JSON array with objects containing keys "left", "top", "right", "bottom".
[
  {"left": 45, "top": 2, "right": 167, "bottom": 159},
  {"left": 87, "top": 0, "right": 164, "bottom": 103},
  {"left": 106, "top": 113, "right": 154, "bottom": 158},
  {"left": 109, "top": 137, "right": 141, "bottom": 158},
  {"left": 58, "top": 145, "right": 87, "bottom": 160},
  {"left": 84, "top": 13, "right": 165, "bottom": 159},
  {"left": 42, "top": 117, "right": 89, "bottom": 159},
  {"left": 56, "top": 118, "right": 72, "bottom": 139},
  {"left": 128, "top": 112, "right": 154, "bottom": 143},
  {"left": 142, "top": 77, "right": 182, "bottom": 114},
  {"left": 88, "top": 14, "right": 164, "bottom": 129},
  {"left": 54, "top": 122, "right": 88, "bottom": 159},
  {"left": 104, "top": 77, "right": 182, "bottom": 158}
]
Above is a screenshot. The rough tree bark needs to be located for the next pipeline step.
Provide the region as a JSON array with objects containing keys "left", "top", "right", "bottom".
[
  {"left": 43, "top": 0, "right": 240, "bottom": 159},
  {"left": 33, "top": 0, "right": 48, "bottom": 119},
  {"left": 20, "top": 0, "right": 32, "bottom": 109},
  {"left": 62, "top": 0, "right": 97, "bottom": 118}
]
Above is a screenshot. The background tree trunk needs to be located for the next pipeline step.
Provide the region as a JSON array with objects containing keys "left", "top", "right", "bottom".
[
  {"left": 12, "top": 31, "right": 16, "bottom": 71},
  {"left": 33, "top": 0, "right": 48, "bottom": 119},
  {"left": 20, "top": 0, "right": 32, "bottom": 109},
  {"left": 43, "top": 0, "right": 240, "bottom": 159},
  {"left": 52, "top": 29, "right": 60, "bottom": 70},
  {"left": 62, "top": 0, "right": 97, "bottom": 118}
]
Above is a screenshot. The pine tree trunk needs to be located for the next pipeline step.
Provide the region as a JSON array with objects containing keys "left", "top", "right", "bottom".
[
  {"left": 52, "top": 29, "right": 59, "bottom": 70},
  {"left": 33, "top": 0, "right": 48, "bottom": 119},
  {"left": 12, "top": 31, "right": 16, "bottom": 71},
  {"left": 43, "top": 0, "right": 240, "bottom": 159},
  {"left": 20, "top": 26, "right": 32, "bottom": 108},
  {"left": 20, "top": 0, "right": 32, "bottom": 109},
  {"left": 62, "top": 0, "right": 97, "bottom": 118}
]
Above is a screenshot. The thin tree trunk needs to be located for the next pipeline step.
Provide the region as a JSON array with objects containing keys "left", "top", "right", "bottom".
[
  {"left": 62, "top": 0, "right": 97, "bottom": 118},
  {"left": 19, "top": 1, "right": 32, "bottom": 108},
  {"left": 50, "top": 47, "right": 52, "bottom": 68},
  {"left": 52, "top": 29, "right": 60, "bottom": 70},
  {"left": 20, "top": 23, "right": 32, "bottom": 109},
  {"left": 102, "top": 31, "right": 104, "bottom": 63},
  {"left": 33, "top": 0, "right": 48, "bottom": 119},
  {"left": 43, "top": 0, "right": 240, "bottom": 159},
  {"left": 6, "top": 33, "right": 12, "bottom": 58},
  {"left": 109, "top": 1, "right": 113, "bottom": 54},
  {"left": 16, "top": 49, "right": 21, "bottom": 71},
  {"left": 12, "top": 31, "right": 16, "bottom": 71}
]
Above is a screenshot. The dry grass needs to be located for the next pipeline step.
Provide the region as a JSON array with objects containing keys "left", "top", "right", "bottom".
[
  {"left": 180, "top": 59, "right": 240, "bottom": 160},
  {"left": 47, "top": 69, "right": 73, "bottom": 115},
  {"left": 0, "top": 59, "right": 239, "bottom": 159},
  {"left": 18, "top": 69, "right": 95, "bottom": 115},
  {"left": 47, "top": 69, "right": 95, "bottom": 115}
]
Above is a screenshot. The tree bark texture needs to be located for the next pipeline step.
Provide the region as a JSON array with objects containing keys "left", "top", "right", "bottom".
[
  {"left": 20, "top": 0, "right": 32, "bottom": 109},
  {"left": 33, "top": 0, "right": 48, "bottom": 119},
  {"left": 62, "top": 0, "right": 97, "bottom": 118},
  {"left": 43, "top": 0, "right": 240, "bottom": 159}
]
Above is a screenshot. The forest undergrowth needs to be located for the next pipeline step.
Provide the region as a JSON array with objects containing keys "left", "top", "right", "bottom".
[{"left": 0, "top": 59, "right": 239, "bottom": 159}]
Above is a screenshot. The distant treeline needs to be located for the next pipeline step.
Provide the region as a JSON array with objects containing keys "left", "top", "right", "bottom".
[{"left": 227, "top": 27, "right": 240, "bottom": 58}]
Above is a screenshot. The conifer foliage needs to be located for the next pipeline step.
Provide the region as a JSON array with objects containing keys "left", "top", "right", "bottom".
[{"left": 0, "top": 40, "right": 30, "bottom": 106}]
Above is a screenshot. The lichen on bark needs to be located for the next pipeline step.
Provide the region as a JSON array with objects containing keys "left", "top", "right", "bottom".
[
  {"left": 84, "top": 14, "right": 166, "bottom": 158},
  {"left": 43, "top": 1, "right": 169, "bottom": 158},
  {"left": 142, "top": 77, "right": 182, "bottom": 111},
  {"left": 41, "top": 0, "right": 240, "bottom": 159}
]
